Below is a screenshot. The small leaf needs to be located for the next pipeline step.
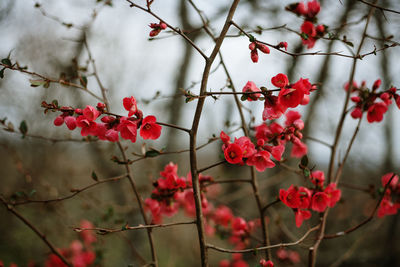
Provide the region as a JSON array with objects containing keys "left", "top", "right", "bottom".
[
  {"left": 300, "top": 155, "right": 309, "bottom": 168},
  {"left": 91, "top": 171, "right": 99, "bottom": 181},
  {"left": 303, "top": 168, "right": 310, "bottom": 178},
  {"left": 29, "top": 189, "right": 37, "bottom": 197},
  {"left": 29, "top": 79, "right": 47, "bottom": 87},
  {"left": 240, "top": 94, "right": 247, "bottom": 101},
  {"left": 0, "top": 68, "right": 5, "bottom": 79},
  {"left": 19, "top": 120, "right": 28, "bottom": 137},
  {"left": 145, "top": 149, "right": 160, "bottom": 158},
  {"left": 248, "top": 34, "right": 255, "bottom": 42},
  {"left": 1, "top": 58, "right": 11, "bottom": 66},
  {"left": 51, "top": 99, "right": 59, "bottom": 108},
  {"left": 80, "top": 76, "right": 88, "bottom": 87}
]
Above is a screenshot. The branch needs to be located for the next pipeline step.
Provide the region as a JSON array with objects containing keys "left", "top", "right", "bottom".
[
  {"left": 125, "top": 0, "right": 207, "bottom": 60},
  {"left": 358, "top": 0, "right": 400, "bottom": 14},
  {"left": 74, "top": 220, "right": 196, "bottom": 235},
  {"left": 0, "top": 63, "right": 103, "bottom": 101},
  {"left": 324, "top": 173, "right": 397, "bottom": 239},
  {"left": 0, "top": 196, "right": 72, "bottom": 267},
  {"left": 207, "top": 225, "right": 319, "bottom": 253},
  {"left": 11, "top": 173, "right": 128, "bottom": 206}
]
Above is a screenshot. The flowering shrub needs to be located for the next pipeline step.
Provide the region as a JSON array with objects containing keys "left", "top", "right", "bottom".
[{"left": 1, "top": 0, "right": 399, "bottom": 266}]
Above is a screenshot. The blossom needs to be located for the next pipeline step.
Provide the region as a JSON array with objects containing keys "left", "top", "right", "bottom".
[
  {"left": 280, "top": 185, "right": 300, "bottom": 209},
  {"left": 260, "top": 259, "right": 274, "bottom": 267},
  {"left": 214, "top": 206, "right": 233, "bottom": 227},
  {"left": 324, "top": 183, "right": 341, "bottom": 207},
  {"left": 117, "top": 117, "right": 138, "bottom": 142},
  {"left": 82, "top": 105, "right": 100, "bottom": 121},
  {"left": 140, "top": 115, "right": 162, "bottom": 140},
  {"left": 76, "top": 115, "right": 97, "bottom": 136},
  {"left": 246, "top": 150, "right": 275, "bottom": 171},
  {"left": 311, "top": 170, "right": 325, "bottom": 187},
  {"left": 224, "top": 143, "right": 244, "bottom": 164},
  {"left": 53, "top": 115, "right": 64, "bottom": 126},
  {"left": 242, "top": 81, "right": 261, "bottom": 101},
  {"left": 271, "top": 73, "right": 289, "bottom": 88},
  {"left": 311, "top": 192, "right": 329, "bottom": 212},
  {"left": 295, "top": 209, "right": 311, "bottom": 227},
  {"left": 367, "top": 102, "right": 388, "bottom": 123},
  {"left": 291, "top": 139, "right": 307, "bottom": 158},
  {"left": 123, "top": 96, "right": 138, "bottom": 117},
  {"left": 307, "top": 0, "right": 321, "bottom": 18},
  {"left": 278, "top": 87, "right": 304, "bottom": 108},
  {"left": 64, "top": 116, "right": 77, "bottom": 130},
  {"left": 234, "top": 136, "right": 256, "bottom": 158}
]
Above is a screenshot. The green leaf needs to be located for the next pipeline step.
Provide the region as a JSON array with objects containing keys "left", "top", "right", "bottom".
[
  {"left": 91, "top": 171, "right": 99, "bottom": 181},
  {"left": 240, "top": 94, "right": 247, "bottom": 101},
  {"left": 248, "top": 34, "right": 255, "bottom": 42},
  {"left": 19, "top": 120, "right": 28, "bottom": 138},
  {"left": 303, "top": 168, "right": 310, "bottom": 178},
  {"left": 80, "top": 75, "right": 88, "bottom": 87},
  {"left": 29, "top": 79, "right": 47, "bottom": 87},
  {"left": 300, "top": 155, "right": 309, "bottom": 168},
  {"left": 145, "top": 149, "right": 160, "bottom": 158},
  {"left": 29, "top": 189, "right": 37, "bottom": 197},
  {"left": 51, "top": 99, "right": 59, "bottom": 108},
  {"left": 1, "top": 58, "right": 11, "bottom": 66},
  {"left": 0, "top": 68, "right": 5, "bottom": 79}
]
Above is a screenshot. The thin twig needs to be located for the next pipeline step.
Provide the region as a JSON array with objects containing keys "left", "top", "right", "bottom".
[
  {"left": 0, "top": 196, "right": 72, "bottom": 267},
  {"left": 75, "top": 220, "right": 196, "bottom": 235},
  {"left": 207, "top": 225, "right": 319, "bottom": 253},
  {"left": 12, "top": 174, "right": 128, "bottom": 206}
]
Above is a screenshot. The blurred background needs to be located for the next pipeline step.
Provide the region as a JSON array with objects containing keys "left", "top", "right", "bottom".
[{"left": 0, "top": 0, "right": 399, "bottom": 266}]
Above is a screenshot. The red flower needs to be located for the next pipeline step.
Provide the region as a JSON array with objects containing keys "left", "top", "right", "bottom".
[
  {"left": 377, "top": 197, "right": 398, "bottom": 217},
  {"left": 324, "top": 183, "right": 341, "bottom": 207},
  {"left": 301, "top": 21, "right": 316, "bottom": 37},
  {"left": 64, "top": 116, "right": 77, "bottom": 130},
  {"left": 280, "top": 185, "right": 300, "bottom": 209},
  {"left": 234, "top": 136, "right": 256, "bottom": 158},
  {"left": 76, "top": 115, "right": 97, "bottom": 136},
  {"left": 311, "top": 170, "right": 325, "bottom": 187},
  {"left": 351, "top": 107, "right": 363, "bottom": 119},
  {"left": 242, "top": 81, "right": 261, "bottom": 101},
  {"left": 291, "top": 139, "right": 307, "bottom": 158},
  {"left": 311, "top": 192, "right": 329, "bottom": 212},
  {"left": 263, "top": 95, "right": 287, "bottom": 120},
  {"left": 246, "top": 150, "right": 275, "bottom": 172},
  {"left": 307, "top": 0, "right": 321, "bottom": 18},
  {"left": 367, "top": 102, "right": 388, "bottom": 123},
  {"left": 123, "top": 96, "right": 138, "bottom": 117},
  {"left": 260, "top": 259, "right": 274, "bottom": 267},
  {"left": 295, "top": 209, "right": 311, "bottom": 227},
  {"left": 140, "top": 115, "right": 162, "bottom": 140},
  {"left": 53, "top": 115, "right": 64, "bottom": 126},
  {"left": 224, "top": 143, "right": 244, "bottom": 164},
  {"left": 82, "top": 105, "right": 100, "bottom": 121},
  {"left": 271, "top": 73, "right": 289, "bottom": 88},
  {"left": 214, "top": 206, "right": 233, "bottom": 227},
  {"left": 117, "top": 117, "right": 138, "bottom": 142},
  {"left": 251, "top": 49, "right": 259, "bottom": 63},
  {"left": 257, "top": 42, "right": 270, "bottom": 54},
  {"left": 278, "top": 87, "right": 304, "bottom": 108}
]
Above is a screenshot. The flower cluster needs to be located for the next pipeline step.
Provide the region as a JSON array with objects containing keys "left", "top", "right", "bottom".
[
  {"left": 248, "top": 41, "right": 270, "bottom": 63},
  {"left": 346, "top": 80, "right": 400, "bottom": 123},
  {"left": 377, "top": 173, "right": 400, "bottom": 217},
  {"left": 221, "top": 109, "right": 308, "bottom": 171},
  {"left": 286, "top": 1, "right": 326, "bottom": 48},
  {"left": 45, "top": 96, "right": 162, "bottom": 142},
  {"left": 149, "top": 21, "right": 167, "bottom": 37},
  {"left": 146, "top": 163, "right": 263, "bottom": 254},
  {"left": 262, "top": 73, "right": 315, "bottom": 120},
  {"left": 279, "top": 171, "right": 341, "bottom": 227}
]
